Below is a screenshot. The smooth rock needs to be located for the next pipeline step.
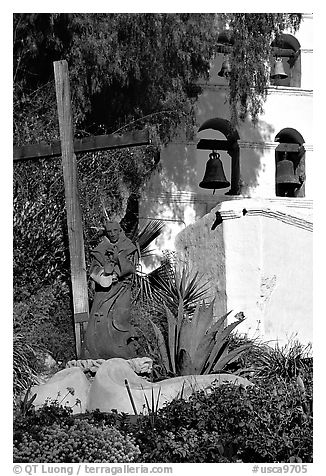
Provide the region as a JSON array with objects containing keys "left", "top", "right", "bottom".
[
  {"left": 87, "top": 358, "right": 252, "bottom": 414},
  {"left": 30, "top": 367, "right": 91, "bottom": 414}
]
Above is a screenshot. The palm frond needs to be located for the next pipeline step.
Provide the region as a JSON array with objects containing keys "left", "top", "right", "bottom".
[
  {"left": 149, "top": 319, "right": 171, "bottom": 374},
  {"left": 146, "top": 262, "right": 210, "bottom": 316},
  {"left": 132, "top": 272, "right": 155, "bottom": 303},
  {"left": 132, "top": 219, "right": 165, "bottom": 257}
]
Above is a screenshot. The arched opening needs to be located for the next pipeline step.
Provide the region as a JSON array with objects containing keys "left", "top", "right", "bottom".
[
  {"left": 216, "top": 30, "right": 234, "bottom": 80},
  {"left": 197, "top": 118, "right": 240, "bottom": 195},
  {"left": 275, "top": 128, "right": 305, "bottom": 197},
  {"left": 270, "top": 34, "right": 301, "bottom": 87}
]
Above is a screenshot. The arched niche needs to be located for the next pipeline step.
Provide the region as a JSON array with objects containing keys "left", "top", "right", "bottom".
[
  {"left": 270, "top": 34, "right": 301, "bottom": 87},
  {"left": 275, "top": 128, "right": 305, "bottom": 197},
  {"left": 197, "top": 118, "right": 240, "bottom": 195}
]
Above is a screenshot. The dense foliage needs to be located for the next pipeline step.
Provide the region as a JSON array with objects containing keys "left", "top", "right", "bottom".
[
  {"left": 13, "top": 283, "right": 76, "bottom": 364},
  {"left": 14, "top": 13, "right": 302, "bottom": 137},
  {"left": 14, "top": 13, "right": 219, "bottom": 144}
]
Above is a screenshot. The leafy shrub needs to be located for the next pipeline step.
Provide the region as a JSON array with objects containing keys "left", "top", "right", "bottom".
[
  {"left": 126, "top": 377, "right": 312, "bottom": 463},
  {"left": 13, "top": 178, "right": 69, "bottom": 297},
  {"left": 13, "top": 283, "right": 76, "bottom": 363},
  {"left": 133, "top": 427, "right": 229, "bottom": 463},
  {"left": 13, "top": 418, "right": 140, "bottom": 463},
  {"left": 14, "top": 400, "right": 74, "bottom": 441}
]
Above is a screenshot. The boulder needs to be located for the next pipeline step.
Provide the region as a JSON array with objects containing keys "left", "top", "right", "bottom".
[
  {"left": 87, "top": 358, "right": 252, "bottom": 414},
  {"left": 30, "top": 367, "right": 91, "bottom": 414}
]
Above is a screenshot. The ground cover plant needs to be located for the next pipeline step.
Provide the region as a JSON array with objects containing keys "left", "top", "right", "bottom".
[{"left": 14, "top": 407, "right": 140, "bottom": 463}]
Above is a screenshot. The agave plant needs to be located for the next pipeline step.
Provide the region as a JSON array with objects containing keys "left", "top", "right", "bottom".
[{"left": 150, "top": 298, "right": 252, "bottom": 376}]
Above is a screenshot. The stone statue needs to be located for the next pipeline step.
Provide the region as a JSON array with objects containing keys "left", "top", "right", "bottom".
[
  {"left": 83, "top": 220, "right": 139, "bottom": 360},
  {"left": 87, "top": 358, "right": 253, "bottom": 414},
  {"left": 29, "top": 357, "right": 253, "bottom": 415}
]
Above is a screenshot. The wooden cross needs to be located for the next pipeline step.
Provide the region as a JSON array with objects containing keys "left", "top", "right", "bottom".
[{"left": 14, "top": 60, "right": 152, "bottom": 358}]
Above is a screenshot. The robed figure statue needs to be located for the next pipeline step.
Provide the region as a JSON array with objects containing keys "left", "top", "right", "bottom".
[{"left": 83, "top": 220, "right": 139, "bottom": 359}]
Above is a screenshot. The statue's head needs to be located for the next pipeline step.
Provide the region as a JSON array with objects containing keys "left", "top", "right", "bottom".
[{"left": 104, "top": 220, "right": 121, "bottom": 243}]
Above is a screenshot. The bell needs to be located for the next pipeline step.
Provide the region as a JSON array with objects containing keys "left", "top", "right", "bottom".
[
  {"left": 199, "top": 152, "right": 230, "bottom": 190},
  {"left": 271, "top": 57, "right": 288, "bottom": 80},
  {"left": 218, "top": 57, "right": 231, "bottom": 78},
  {"left": 276, "top": 155, "right": 301, "bottom": 196}
]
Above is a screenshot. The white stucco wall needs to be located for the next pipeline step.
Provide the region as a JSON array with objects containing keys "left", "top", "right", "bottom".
[
  {"left": 176, "top": 197, "right": 313, "bottom": 345},
  {"left": 260, "top": 211, "right": 313, "bottom": 344},
  {"left": 175, "top": 209, "right": 227, "bottom": 319}
]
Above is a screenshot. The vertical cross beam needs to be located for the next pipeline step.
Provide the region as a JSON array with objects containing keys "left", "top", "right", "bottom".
[{"left": 53, "top": 60, "right": 89, "bottom": 358}]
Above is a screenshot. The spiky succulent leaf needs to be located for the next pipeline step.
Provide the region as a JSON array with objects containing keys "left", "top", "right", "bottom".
[
  {"left": 211, "top": 344, "right": 253, "bottom": 372},
  {"left": 176, "top": 297, "right": 185, "bottom": 351},
  {"left": 149, "top": 319, "right": 171, "bottom": 374},
  {"left": 191, "top": 301, "right": 216, "bottom": 349},
  {"left": 203, "top": 315, "right": 246, "bottom": 373},
  {"left": 164, "top": 304, "right": 177, "bottom": 374},
  {"left": 178, "top": 314, "right": 193, "bottom": 355},
  {"left": 206, "top": 310, "right": 233, "bottom": 336},
  {"left": 178, "top": 348, "right": 193, "bottom": 375}
]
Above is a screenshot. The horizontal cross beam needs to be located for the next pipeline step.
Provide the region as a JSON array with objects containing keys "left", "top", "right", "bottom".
[{"left": 13, "top": 128, "right": 151, "bottom": 162}]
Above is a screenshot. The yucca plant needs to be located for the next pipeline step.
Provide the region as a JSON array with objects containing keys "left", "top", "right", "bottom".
[{"left": 150, "top": 298, "right": 252, "bottom": 376}]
